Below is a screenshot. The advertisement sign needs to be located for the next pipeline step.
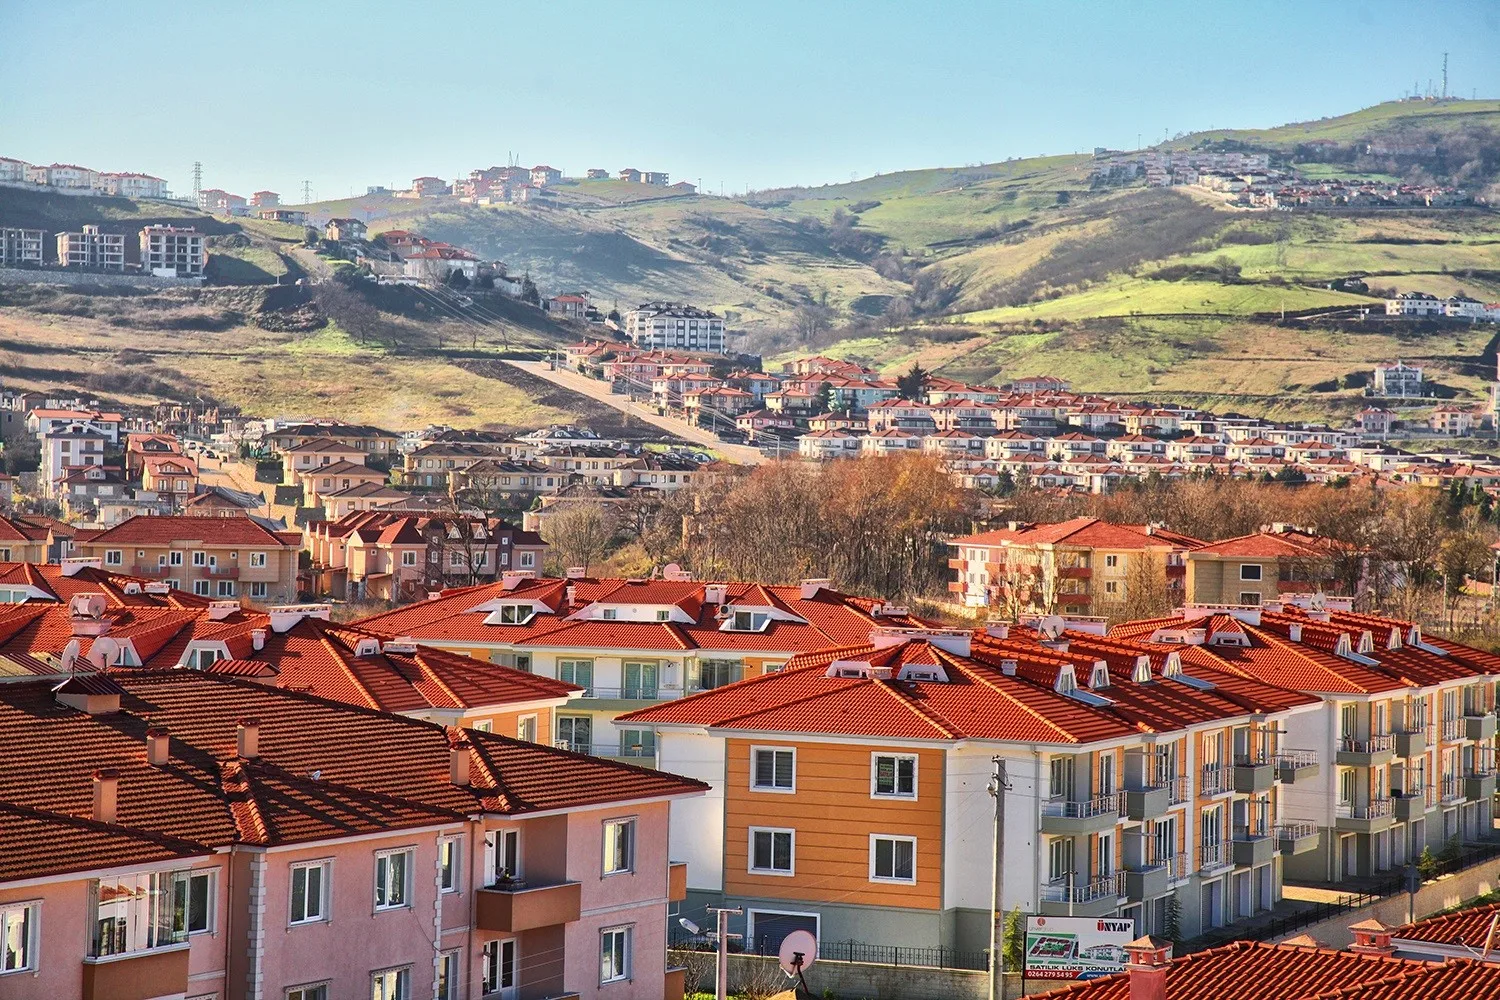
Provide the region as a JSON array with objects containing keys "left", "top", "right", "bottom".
[{"left": 1023, "top": 915, "right": 1136, "bottom": 980}]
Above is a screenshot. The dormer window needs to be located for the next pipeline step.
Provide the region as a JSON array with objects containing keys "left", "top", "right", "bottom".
[
  {"left": 655, "top": 610, "right": 670, "bottom": 622},
  {"left": 1089, "top": 663, "right": 1110, "bottom": 689},
  {"left": 497, "top": 605, "right": 534, "bottom": 625},
  {"left": 725, "top": 610, "right": 771, "bottom": 632},
  {"left": 1132, "top": 658, "right": 1152, "bottom": 683},
  {"left": 1055, "top": 667, "right": 1077, "bottom": 695},
  {"left": 602, "top": 609, "right": 618, "bottom": 621}
]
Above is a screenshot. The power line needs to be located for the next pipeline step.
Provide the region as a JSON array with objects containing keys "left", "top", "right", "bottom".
[
  {"left": 191, "top": 161, "right": 202, "bottom": 202},
  {"left": 302, "top": 179, "right": 313, "bottom": 205}
]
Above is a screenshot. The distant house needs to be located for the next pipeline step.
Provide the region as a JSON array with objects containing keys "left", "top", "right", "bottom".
[
  {"left": 618, "top": 168, "right": 643, "bottom": 183},
  {"left": 251, "top": 190, "right": 280, "bottom": 207},
  {"left": 139, "top": 225, "right": 205, "bottom": 278},
  {"left": 1430, "top": 405, "right": 1475, "bottom": 437},
  {"left": 1385, "top": 291, "right": 1443, "bottom": 317},
  {"left": 404, "top": 244, "right": 481, "bottom": 281},
  {"left": 1356, "top": 407, "right": 1394, "bottom": 435},
  {"left": 585, "top": 168, "right": 610, "bottom": 180},
  {"left": 1372, "top": 361, "right": 1423, "bottom": 398},
  {"left": 256, "top": 208, "right": 307, "bottom": 225},
  {"left": 641, "top": 171, "right": 669, "bottom": 186},
  {"left": 325, "top": 217, "right": 367, "bottom": 241},
  {"left": 530, "top": 164, "right": 562, "bottom": 186},
  {"left": 55, "top": 226, "right": 124, "bottom": 270},
  {"left": 547, "top": 293, "right": 589, "bottom": 319},
  {"left": 669, "top": 180, "right": 697, "bottom": 195},
  {"left": 100, "top": 172, "right": 167, "bottom": 199},
  {"left": 411, "top": 175, "right": 449, "bottom": 197},
  {"left": 0, "top": 227, "right": 44, "bottom": 267}
]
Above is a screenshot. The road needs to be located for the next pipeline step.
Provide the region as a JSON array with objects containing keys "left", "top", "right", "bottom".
[{"left": 503, "top": 360, "right": 768, "bottom": 465}]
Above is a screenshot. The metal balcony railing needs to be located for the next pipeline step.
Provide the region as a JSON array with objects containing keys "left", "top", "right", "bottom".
[
  {"left": 575, "top": 685, "right": 684, "bottom": 701},
  {"left": 1270, "top": 748, "right": 1318, "bottom": 770},
  {"left": 1200, "top": 766, "right": 1227, "bottom": 796},
  {"left": 553, "top": 740, "right": 656, "bottom": 760},
  {"left": 1198, "top": 842, "right": 1231, "bottom": 873},
  {"left": 1165, "top": 851, "right": 1191, "bottom": 880},
  {"left": 1274, "top": 820, "right": 1318, "bottom": 842},
  {"left": 1336, "top": 797, "right": 1394, "bottom": 819},
  {"left": 1040, "top": 873, "right": 1124, "bottom": 904},
  {"left": 1440, "top": 718, "right": 1462, "bottom": 742},
  {"left": 1440, "top": 775, "right": 1464, "bottom": 802},
  {"left": 1166, "top": 775, "right": 1189, "bottom": 804},
  {"left": 1041, "top": 791, "right": 1123, "bottom": 820},
  {"left": 1234, "top": 751, "right": 1270, "bottom": 767},
  {"left": 1340, "top": 734, "right": 1395, "bottom": 754}
]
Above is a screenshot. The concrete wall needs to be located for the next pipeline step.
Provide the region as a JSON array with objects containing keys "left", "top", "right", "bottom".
[
  {"left": 1272, "top": 860, "right": 1500, "bottom": 950},
  {"left": 671, "top": 950, "right": 994, "bottom": 1000},
  {"left": 0, "top": 265, "right": 202, "bottom": 288}
]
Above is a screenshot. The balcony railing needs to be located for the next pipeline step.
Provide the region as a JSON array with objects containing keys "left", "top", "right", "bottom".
[
  {"left": 1200, "top": 766, "right": 1227, "bottom": 796},
  {"left": 1340, "top": 734, "right": 1395, "bottom": 755},
  {"left": 1274, "top": 820, "right": 1318, "bottom": 842},
  {"left": 1439, "top": 718, "right": 1462, "bottom": 742},
  {"left": 1336, "top": 797, "right": 1394, "bottom": 820},
  {"left": 1270, "top": 748, "right": 1317, "bottom": 771},
  {"left": 1165, "top": 775, "right": 1189, "bottom": 804},
  {"left": 1041, "top": 791, "right": 1123, "bottom": 820},
  {"left": 1165, "top": 851, "right": 1191, "bottom": 881},
  {"left": 1198, "top": 842, "right": 1231, "bottom": 873},
  {"left": 576, "top": 685, "right": 684, "bottom": 701},
  {"left": 553, "top": 740, "right": 656, "bottom": 761},
  {"left": 1440, "top": 775, "right": 1464, "bottom": 803},
  {"left": 1040, "top": 873, "right": 1124, "bottom": 904}
]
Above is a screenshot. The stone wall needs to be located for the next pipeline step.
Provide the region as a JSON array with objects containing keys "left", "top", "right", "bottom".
[
  {"left": 1272, "top": 862, "right": 1500, "bottom": 950},
  {"left": 0, "top": 266, "right": 202, "bottom": 289}
]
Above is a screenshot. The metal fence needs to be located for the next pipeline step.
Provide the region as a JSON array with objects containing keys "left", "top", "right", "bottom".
[{"left": 669, "top": 929, "right": 990, "bottom": 971}]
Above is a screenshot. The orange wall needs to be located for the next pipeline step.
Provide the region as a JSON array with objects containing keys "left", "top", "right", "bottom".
[
  {"left": 464, "top": 705, "right": 553, "bottom": 741},
  {"left": 722, "top": 738, "right": 944, "bottom": 910}
]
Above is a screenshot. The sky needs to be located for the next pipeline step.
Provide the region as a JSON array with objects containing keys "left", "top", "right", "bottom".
[{"left": 3, "top": 0, "right": 1499, "bottom": 203}]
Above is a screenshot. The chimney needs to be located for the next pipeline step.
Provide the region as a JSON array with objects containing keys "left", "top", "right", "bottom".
[
  {"left": 92, "top": 768, "right": 119, "bottom": 824},
  {"left": 236, "top": 718, "right": 260, "bottom": 759},
  {"left": 450, "top": 740, "right": 472, "bottom": 786},
  {"left": 1122, "top": 936, "right": 1172, "bottom": 1000},
  {"left": 251, "top": 628, "right": 266, "bottom": 651},
  {"left": 1348, "top": 918, "right": 1396, "bottom": 956},
  {"left": 146, "top": 725, "right": 170, "bottom": 766}
]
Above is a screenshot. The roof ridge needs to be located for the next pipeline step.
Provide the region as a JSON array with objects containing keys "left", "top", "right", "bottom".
[
  {"left": 219, "top": 757, "right": 270, "bottom": 845},
  {"left": 315, "top": 624, "right": 383, "bottom": 711},
  {"left": 410, "top": 649, "right": 467, "bottom": 709},
  {"left": 951, "top": 654, "right": 1081, "bottom": 743}
]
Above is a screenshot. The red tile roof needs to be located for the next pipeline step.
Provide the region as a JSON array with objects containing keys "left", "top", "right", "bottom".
[
  {"left": 953, "top": 517, "right": 1203, "bottom": 550},
  {"left": 81, "top": 515, "right": 299, "bottom": 548},
  {"left": 1395, "top": 901, "right": 1500, "bottom": 949}
]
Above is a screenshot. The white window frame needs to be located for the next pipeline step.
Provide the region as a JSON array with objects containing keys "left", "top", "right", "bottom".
[
  {"left": 104, "top": 549, "right": 123, "bottom": 566},
  {"left": 748, "top": 827, "right": 796, "bottom": 877},
  {"left": 436, "top": 950, "right": 460, "bottom": 1000},
  {"left": 371, "top": 965, "right": 411, "bottom": 1000},
  {"left": 438, "top": 836, "right": 462, "bottom": 894},
  {"left": 174, "top": 869, "right": 216, "bottom": 935},
  {"left": 286, "top": 983, "right": 330, "bottom": 1000},
  {"left": 193, "top": 579, "right": 210, "bottom": 596},
  {"left": 289, "top": 859, "right": 331, "bottom": 925},
  {"left": 248, "top": 551, "right": 267, "bottom": 567},
  {"left": 599, "top": 925, "right": 632, "bottom": 984},
  {"left": 750, "top": 746, "right": 796, "bottom": 794},
  {"left": 0, "top": 900, "right": 38, "bottom": 974},
  {"left": 869, "top": 834, "right": 918, "bottom": 884},
  {"left": 603, "top": 818, "right": 636, "bottom": 876},
  {"left": 250, "top": 581, "right": 268, "bottom": 598},
  {"left": 1239, "top": 563, "right": 1263, "bottom": 581},
  {"left": 192, "top": 550, "right": 207, "bottom": 566},
  {"left": 871, "top": 753, "right": 918, "bottom": 800},
  {"left": 482, "top": 937, "right": 517, "bottom": 996},
  {"left": 517, "top": 714, "right": 537, "bottom": 742},
  {"left": 373, "top": 848, "right": 413, "bottom": 911},
  {"left": 401, "top": 550, "right": 417, "bottom": 567}
]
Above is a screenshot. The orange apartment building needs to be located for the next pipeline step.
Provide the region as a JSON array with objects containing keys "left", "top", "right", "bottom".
[{"left": 73, "top": 514, "right": 301, "bottom": 603}]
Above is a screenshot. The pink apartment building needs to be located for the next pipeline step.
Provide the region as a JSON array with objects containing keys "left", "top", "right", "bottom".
[{"left": 0, "top": 669, "right": 706, "bottom": 1000}]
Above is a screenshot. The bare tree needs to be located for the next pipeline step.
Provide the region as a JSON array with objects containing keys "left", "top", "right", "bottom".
[{"left": 543, "top": 503, "right": 613, "bottom": 575}]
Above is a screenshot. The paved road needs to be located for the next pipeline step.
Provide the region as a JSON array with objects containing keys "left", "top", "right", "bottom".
[{"left": 504, "top": 360, "right": 768, "bottom": 465}]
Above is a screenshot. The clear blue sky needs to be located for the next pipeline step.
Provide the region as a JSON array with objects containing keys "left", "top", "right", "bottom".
[{"left": 4, "top": 0, "right": 1498, "bottom": 202}]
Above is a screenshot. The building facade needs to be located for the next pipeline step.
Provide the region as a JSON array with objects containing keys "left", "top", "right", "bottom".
[
  {"left": 55, "top": 225, "right": 124, "bottom": 270},
  {"left": 139, "top": 225, "right": 206, "bottom": 277}
]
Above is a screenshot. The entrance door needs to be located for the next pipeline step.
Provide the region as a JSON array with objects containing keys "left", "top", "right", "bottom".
[
  {"left": 1201, "top": 881, "right": 1223, "bottom": 929},
  {"left": 1258, "top": 864, "right": 1274, "bottom": 913},
  {"left": 1342, "top": 835, "right": 1358, "bottom": 878}
]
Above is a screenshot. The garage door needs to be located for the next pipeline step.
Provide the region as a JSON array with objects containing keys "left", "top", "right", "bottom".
[{"left": 749, "top": 910, "right": 819, "bottom": 956}]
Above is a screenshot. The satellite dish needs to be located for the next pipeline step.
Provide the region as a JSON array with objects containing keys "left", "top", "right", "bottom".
[
  {"left": 778, "top": 929, "right": 817, "bottom": 976},
  {"left": 1039, "top": 614, "right": 1066, "bottom": 639}
]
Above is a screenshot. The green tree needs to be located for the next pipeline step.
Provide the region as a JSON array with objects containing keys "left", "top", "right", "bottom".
[
  {"left": 1001, "top": 907, "right": 1025, "bottom": 972},
  {"left": 1416, "top": 845, "right": 1440, "bottom": 881},
  {"left": 520, "top": 273, "right": 540, "bottom": 306},
  {"left": 896, "top": 363, "right": 928, "bottom": 401}
]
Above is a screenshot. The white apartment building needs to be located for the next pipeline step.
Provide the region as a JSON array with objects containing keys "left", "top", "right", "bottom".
[
  {"left": 55, "top": 225, "right": 124, "bottom": 270},
  {"left": 0, "top": 156, "right": 29, "bottom": 183},
  {"left": 623, "top": 302, "right": 727, "bottom": 353},
  {"left": 103, "top": 172, "right": 168, "bottom": 199},
  {"left": 139, "top": 224, "right": 205, "bottom": 277},
  {"left": 1372, "top": 362, "right": 1423, "bottom": 398},
  {"left": 1385, "top": 292, "right": 1443, "bottom": 317},
  {"left": 0, "top": 227, "right": 44, "bottom": 266}
]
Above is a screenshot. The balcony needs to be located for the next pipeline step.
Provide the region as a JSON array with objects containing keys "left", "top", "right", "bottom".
[
  {"left": 575, "top": 685, "right": 684, "bottom": 706},
  {"left": 1040, "top": 791, "right": 1122, "bottom": 835},
  {"left": 1123, "top": 861, "right": 1170, "bottom": 901},
  {"left": 131, "top": 563, "right": 172, "bottom": 578},
  {"left": 1394, "top": 725, "right": 1427, "bottom": 759},
  {"left": 1200, "top": 765, "right": 1230, "bottom": 797},
  {"left": 1275, "top": 821, "right": 1321, "bottom": 856},
  {"left": 205, "top": 565, "right": 238, "bottom": 578},
  {"left": 1057, "top": 565, "right": 1092, "bottom": 580},
  {"left": 1440, "top": 775, "right": 1466, "bottom": 805},
  {"left": 475, "top": 879, "right": 582, "bottom": 933},
  {"left": 1393, "top": 788, "right": 1432, "bottom": 821},
  {"left": 1439, "top": 718, "right": 1463, "bottom": 743},
  {"left": 1272, "top": 748, "right": 1320, "bottom": 784},
  {"left": 1465, "top": 712, "right": 1498, "bottom": 743},
  {"left": 552, "top": 741, "right": 658, "bottom": 767},
  {"left": 1039, "top": 873, "right": 1125, "bottom": 917},
  {"left": 1232, "top": 754, "right": 1274, "bottom": 795},
  {"left": 1124, "top": 782, "right": 1171, "bottom": 821},
  {"left": 82, "top": 944, "right": 191, "bottom": 1000},
  {"left": 1166, "top": 775, "right": 1190, "bottom": 805},
  {"left": 1465, "top": 771, "right": 1497, "bottom": 803},
  {"left": 1164, "top": 851, "right": 1192, "bottom": 883},
  {"left": 668, "top": 861, "right": 687, "bottom": 903},
  {"left": 1198, "top": 842, "right": 1233, "bottom": 875},
  {"left": 1336, "top": 734, "right": 1395, "bottom": 767},
  {"left": 1232, "top": 828, "right": 1274, "bottom": 868},
  {"left": 1335, "top": 797, "right": 1394, "bottom": 834}
]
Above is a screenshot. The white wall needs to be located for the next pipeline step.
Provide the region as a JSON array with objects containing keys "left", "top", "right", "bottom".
[
  {"left": 1282, "top": 701, "right": 1337, "bottom": 827},
  {"left": 658, "top": 732, "right": 725, "bottom": 891},
  {"left": 943, "top": 747, "right": 1044, "bottom": 913}
]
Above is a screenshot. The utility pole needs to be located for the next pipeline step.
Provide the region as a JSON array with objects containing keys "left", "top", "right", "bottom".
[
  {"left": 707, "top": 906, "right": 742, "bottom": 1000},
  {"left": 988, "top": 757, "right": 1011, "bottom": 1000},
  {"left": 302, "top": 179, "right": 312, "bottom": 205}
]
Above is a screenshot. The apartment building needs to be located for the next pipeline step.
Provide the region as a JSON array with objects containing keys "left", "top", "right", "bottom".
[
  {"left": 303, "top": 510, "right": 546, "bottom": 603},
  {"left": 139, "top": 453, "right": 199, "bottom": 502},
  {"left": 0, "top": 226, "right": 44, "bottom": 266},
  {"left": 55, "top": 224, "right": 124, "bottom": 269},
  {"left": 1115, "top": 599, "right": 1500, "bottom": 880},
  {"left": 355, "top": 576, "right": 928, "bottom": 763},
  {"left": 263, "top": 421, "right": 402, "bottom": 457},
  {"left": 102, "top": 172, "right": 167, "bottom": 198},
  {"left": 623, "top": 618, "right": 1323, "bottom": 952},
  {"left": 1185, "top": 526, "right": 1354, "bottom": 606},
  {"left": 0, "top": 512, "right": 53, "bottom": 563},
  {"left": 124, "top": 432, "right": 183, "bottom": 479},
  {"left": 1372, "top": 361, "right": 1424, "bottom": 397},
  {"left": 139, "top": 224, "right": 205, "bottom": 277},
  {"left": 0, "top": 666, "right": 705, "bottom": 1000},
  {"left": 948, "top": 517, "right": 1203, "bottom": 611},
  {"left": 623, "top": 302, "right": 727, "bottom": 353},
  {"left": 38, "top": 421, "right": 109, "bottom": 497},
  {"left": 73, "top": 514, "right": 301, "bottom": 603}
]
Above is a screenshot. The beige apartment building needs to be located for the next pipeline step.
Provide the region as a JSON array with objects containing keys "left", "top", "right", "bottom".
[
  {"left": 74, "top": 514, "right": 301, "bottom": 603},
  {"left": 1186, "top": 526, "right": 1353, "bottom": 606},
  {"left": 139, "top": 224, "right": 206, "bottom": 277},
  {"left": 55, "top": 225, "right": 124, "bottom": 270}
]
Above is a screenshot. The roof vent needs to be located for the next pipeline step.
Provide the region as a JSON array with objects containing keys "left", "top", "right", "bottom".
[
  {"left": 999, "top": 658, "right": 1018, "bottom": 676},
  {"left": 92, "top": 768, "right": 119, "bottom": 824},
  {"left": 1123, "top": 936, "right": 1172, "bottom": 1000},
  {"left": 382, "top": 638, "right": 418, "bottom": 655},
  {"left": 144, "top": 582, "right": 171, "bottom": 595},
  {"left": 59, "top": 557, "right": 102, "bottom": 578},
  {"left": 985, "top": 619, "right": 1010, "bottom": 640},
  {"left": 267, "top": 603, "right": 331, "bottom": 632},
  {"left": 236, "top": 718, "right": 260, "bottom": 759},
  {"left": 207, "top": 600, "right": 240, "bottom": 621},
  {"left": 1348, "top": 918, "right": 1396, "bottom": 956},
  {"left": 123, "top": 582, "right": 141, "bottom": 595},
  {"left": 1288, "top": 624, "right": 1302, "bottom": 642},
  {"left": 704, "top": 583, "right": 728, "bottom": 605},
  {"left": 354, "top": 637, "right": 381, "bottom": 657},
  {"left": 450, "top": 740, "right": 472, "bottom": 786},
  {"left": 146, "top": 725, "right": 170, "bottom": 766},
  {"left": 565, "top": 566, "right": 588, "bottom": 579},
  {"left": 251, "top": 628, "right": 266, "bottom": 651}
]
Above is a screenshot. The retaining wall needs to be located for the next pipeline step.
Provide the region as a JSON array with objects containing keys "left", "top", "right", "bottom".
[
  {"left": 0, "top": 266, "right": 202, "bottom": 288},
  {"left": 1273, "top": 862, "right": 1500, "bottom": 949}
]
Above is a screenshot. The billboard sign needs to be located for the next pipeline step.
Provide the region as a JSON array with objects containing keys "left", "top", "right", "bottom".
[{"left": 1023, "top": 915, "right": 1136, "bottom": 980}]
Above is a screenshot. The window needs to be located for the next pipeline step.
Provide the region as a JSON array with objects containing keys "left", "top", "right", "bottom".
[
  {"left": 371, "top": 967, "right": 410, "bottom": 1000},
  {"left": 872, "top": 754, "right": 917, "bottom": 798},
  {"left": 290, "top": 861, "right": 329, "bottom": 924},
  {"left": 519, "top": 552, "right": 535, "bottom": 569},
  {"left": 620, "top": 729, "right": 656, "bottom": 758},
  {"left": 192, "top": 551, "right": 207, "bottom": 566},
  {"left": 749, "top": 828, "right": 794, "bottom": 875},
  {"left": 694, "top": 659, "right": 741, "bottom": 691},
  {"left": 752, "top": 747, "right": 795, "bottom": 792},
  {"left": 249, "top": 551, "right": 266, "bottom": 568},
  {"left": 1239, "top": 564, "right": 1263, "bottom": 581},
  {"left": 217, "top": 580, "right": 236, "bottom": 597},
  {"left": 517, "top": 715, "right": 537, "bottom": 742},
  {"left": 1105, "top": 581, "right": 1118, "bottom": 595},
  {"left": 288, "top": 984, "right": 329, "bottom": 1000},
  {"left": 602, "top": 608, "right": 619, "bottom": 621},
  {"left": 1, "top": 902, "right": 36, "bottom": 973},
  {"left": 251, "top": 582, "right": 268, "bottom": 599},
  {"left": 1238, "top": 592, "right": 1261, "bottom": 606},
  {"left": 1105, "top": 555, "right": 1118, "bottom": 568},
  {"left": 871, "top": 835, "right": 917, "bottom": 883},
  {"left": 603, "top": 818, "right": 635, "bottom": 875},
  {"left": 401, "top": 551, "right": 416, "bottom": 567},
  {"left": 559, "top": 659, "right": 594, "bottom": 695},
  {"left": 174, "top": 870, "right": 213, "bottom": 934},
  {"left": 105, "top": 549, "right": 123, "bottom": 566},
  {"left": 193, "top": 580, "right": 210, "bottom": 596},
  {"left": 486, "top": 829, "right": 521, "bottom": 884},
  {"left": 169, "top": 551, "right": 183, "bottom": 566},
  {"left": 90, "top": 871, "right": 187, "bottom": 956},
  {"left": 438, "top": 837, "right": 461, "bottom": 893},
  {"left": 483, "top": 938, "right": 516, "bottom": 995},
  {"left": 473, "top": 719, "right": 493, "bottom": 733},
  {"left": 435, "top": 950, "right": 460, "bottom": 1000},
  {"left": 497, "top": 605, "right": 533, "bottom": 624},
  {"left": 622, "top": 661, "right": 659, "bottom": 699},
  {"left": 374, "top": 849, "right": 412, "bottom": 910},
  {"left": 474, "top": 552, "right": 488, "bottom": 568},
  {"left": 600, "top": 926, "right": 631, "bottom": 984},
  {"left": 450, "top": 551, "right": 466, "bottom": 567}
]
